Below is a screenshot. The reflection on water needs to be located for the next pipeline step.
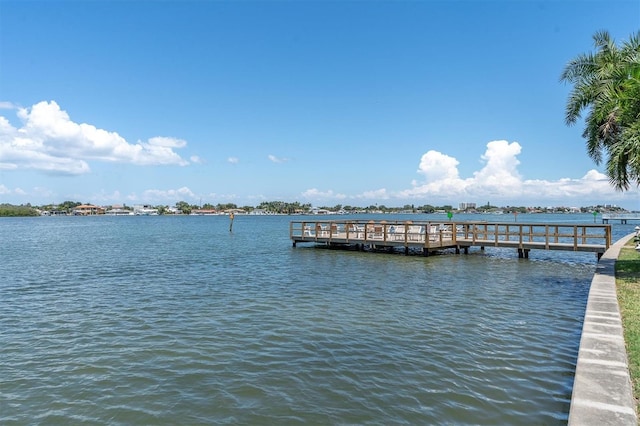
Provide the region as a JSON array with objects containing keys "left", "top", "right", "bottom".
[{"left": 0, "top": 214, "right": 625, "bottom": 424}]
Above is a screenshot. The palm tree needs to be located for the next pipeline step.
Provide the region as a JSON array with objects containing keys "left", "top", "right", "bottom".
[{"left": 561, "top": 30, "right": 640, "bottom": 190}]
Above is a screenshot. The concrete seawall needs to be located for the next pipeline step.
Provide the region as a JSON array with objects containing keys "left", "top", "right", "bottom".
[{"left": 568, "top": 233, "right": 638, "bottom": 425}]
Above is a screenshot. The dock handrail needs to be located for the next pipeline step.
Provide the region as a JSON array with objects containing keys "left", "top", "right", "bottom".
[
  {"left": 602, "top": 213, "right": 640, "bottom": 224},
  {"left": 290, "top": 220, "right": 611, "bottom": 256}
]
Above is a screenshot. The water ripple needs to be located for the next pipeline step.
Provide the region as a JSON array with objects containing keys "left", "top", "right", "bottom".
[{"left": 0, "top": 215, "right": 599, "bottom": 424}]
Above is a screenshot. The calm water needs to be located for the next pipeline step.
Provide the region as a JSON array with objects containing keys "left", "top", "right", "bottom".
[{"left": 0, "top": 213, "right": 634, "bottom": 425}]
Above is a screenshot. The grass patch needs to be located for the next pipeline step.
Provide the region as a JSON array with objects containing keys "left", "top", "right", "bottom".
[{"left": 616, "top": 240, "right": 640, "bottom": 412}]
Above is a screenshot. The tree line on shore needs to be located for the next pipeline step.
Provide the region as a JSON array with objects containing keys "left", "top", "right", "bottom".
[{"left": 0, "top": 201, "right": 628, "bottom": 217}]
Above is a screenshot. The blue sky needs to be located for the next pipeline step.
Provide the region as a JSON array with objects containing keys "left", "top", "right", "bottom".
[{"left": 1, "top": 0, "right": 639, "bottom": 209}]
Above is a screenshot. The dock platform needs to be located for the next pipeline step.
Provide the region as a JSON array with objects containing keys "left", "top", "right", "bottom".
[
  {"left": 290, "top": 220, "right": 612, "bottom": 258},
  {"left": 601, "top": 213, "right": 640, "bottom": 224}
]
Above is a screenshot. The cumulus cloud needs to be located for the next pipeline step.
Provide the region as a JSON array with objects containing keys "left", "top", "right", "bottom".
[
  {"left": 517, "top": 170, "right": 612, "bottom": 199},
  {"left": 300, "top": 140, "right": 631, "bottom": 206},
  {"left": 404, "top": 149, "right": 471, "bottom": 198},
  {"left": 400, "top": 141, "right": 523, "bottom": 200},
  {"left": 417, "top": 150, "right": 460, "bottom": 181},
  {"left": 472, "top": 140, "right": 522, "bottom": 189},
  {"left": 401, "top": 140, "right": 623, "bottom": 204},
  {"left": 0, "top": 100, "right": 191, "bottom": 175}
]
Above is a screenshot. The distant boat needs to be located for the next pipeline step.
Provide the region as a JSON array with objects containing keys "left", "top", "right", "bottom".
[
  {"left": 106, "top": 208, "right": 134, "bottom": 216},
  {"left": 134, "top": 208, "right": 158, "bottom": 216},
  {"left": 190, "top": 209, "right": 217, "bottom": 216}
]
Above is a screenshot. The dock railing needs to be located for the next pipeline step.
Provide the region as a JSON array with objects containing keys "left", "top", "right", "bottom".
[
  {"left": 601, "top": 213, "right": 640, "bottom": 224},
  {"left": 290, "top": 220, "right": 612, "bottom": 257}
]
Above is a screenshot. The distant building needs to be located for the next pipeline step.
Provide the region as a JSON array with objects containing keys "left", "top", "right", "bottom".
[
  {"left": 225, "top": 208, "right": 247, "bottom": 215},
  {"left": 73, "top": 204, "right": 105, "bottom": 215},
  {"left": 459, "top": 202, "right": 476, "bottom": 211}
]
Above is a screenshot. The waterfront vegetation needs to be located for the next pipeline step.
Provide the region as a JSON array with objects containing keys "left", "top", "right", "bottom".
[
  {"left": 0, "top": 203, "right": 40, "bottom": 217},
  {"left": 616, "top": 241, "right": 640, "bottom": 412},
  {"left": 0, "top": 201, "right": 629, "bottom": 217}
]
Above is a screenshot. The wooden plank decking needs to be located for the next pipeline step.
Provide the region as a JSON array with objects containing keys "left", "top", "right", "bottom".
[{"left": 290, "top": 220, "right": 612, "bottom": 258}]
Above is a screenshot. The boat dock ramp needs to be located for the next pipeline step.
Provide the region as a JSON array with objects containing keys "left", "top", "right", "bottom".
[{"left": 290, "top": 220, "right": 612, "bottom": 259}]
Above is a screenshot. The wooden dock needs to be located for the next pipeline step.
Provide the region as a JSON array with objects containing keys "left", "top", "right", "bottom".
[
  {"left": 290, "top": 220, "right": 612, "bottom": 259},
  {"left": 601, "top": 213, "right": 640, "bottom": 224}
]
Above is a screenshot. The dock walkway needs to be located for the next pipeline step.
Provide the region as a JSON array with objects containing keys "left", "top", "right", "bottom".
[
  {"left": 290, "top": 220, "right": 612, "bottom": 258},
  {"left": 602, "top": 213, "right": 640, "bottom": 224}
]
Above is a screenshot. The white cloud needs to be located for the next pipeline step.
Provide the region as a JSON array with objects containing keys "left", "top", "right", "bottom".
[
  {"left": 472, "top": 140, "right": 522, "bottom": 189},
  {"left": 518, "top": 170, "right": 613, "bottom": 199},
  {"left": 147, "top": 136, "right": 187, "bottom": 148},
  {"left": 401, "top": 140, "right": 628, "bottom": 204},
  {"left": 0, "top": 100, "right": 191, "bottom": 175},
  {"left": 205, "top": 192, "right": 238, "bottom": 201},
  {"left": 400, "top": 149, "right": 473, "bottom": 198},
  {"left": 301, "top": 188, "right": 347, "bottom": 199},
  {"left": 190, "top": 155, "right": 203, "bottom": 164},
  {"left": 417, "top": 150, "right": 460, "bottom": 181},
  {"left": 227, "top": 157, "right": 239, "bottom": 164},
  {"left": 299, "top": 140, "right": 634, "bottom": 207},
  {"left": 268, "top": 154, "right": 289, "bottom": 163},
  {"left": 141, "top": 186, "right": 197, "bottom": 201},
  {"left": 357, "top": 188, "right": 390, "bottom": 200},
  {"left": 0, "top": 184, "right": 28, "bottom": 197}
]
